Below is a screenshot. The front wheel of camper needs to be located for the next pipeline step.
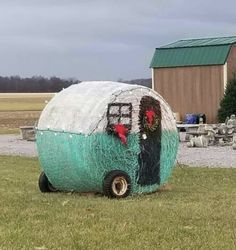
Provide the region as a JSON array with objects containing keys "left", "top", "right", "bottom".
[
  {"left": 103, "top": 170, "right": 131, "bottom": 198},
  {"left": 38, "top": 172, "right": 58, "bottom": 193}
]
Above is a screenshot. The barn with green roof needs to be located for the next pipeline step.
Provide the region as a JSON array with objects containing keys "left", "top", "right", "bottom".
[{"left": 150, "top": 36, "right": 236, "bottom": 123}]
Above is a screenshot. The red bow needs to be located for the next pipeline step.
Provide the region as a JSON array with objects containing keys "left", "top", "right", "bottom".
[
  {"left": 145, "top": 109, "right": 155, "bottom": 127},
  {"left": 114, "top": 124, "right": 128, "bottom": 145}
]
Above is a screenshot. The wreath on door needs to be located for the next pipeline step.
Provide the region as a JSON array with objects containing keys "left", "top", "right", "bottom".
[{"left": 143, "top": 109, "right": 159, "bottom": 132}]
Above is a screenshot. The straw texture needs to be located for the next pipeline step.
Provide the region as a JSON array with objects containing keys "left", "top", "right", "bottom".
[{"left": 36, "top": 81, "right": 179, "bottom": 194}]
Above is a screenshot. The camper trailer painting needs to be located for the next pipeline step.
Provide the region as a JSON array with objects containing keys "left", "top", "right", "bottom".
[{"left": 36, "top": 81, "right": 179, "bottom": 198}]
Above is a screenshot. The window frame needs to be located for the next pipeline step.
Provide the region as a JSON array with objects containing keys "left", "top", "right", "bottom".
[{"left": 106, "top": 102, "right": 132, "bottom": 132}]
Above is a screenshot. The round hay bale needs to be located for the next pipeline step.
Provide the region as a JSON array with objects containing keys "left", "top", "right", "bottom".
[{"left": 36, "top": 81, "right": 179, "bottom": 196}]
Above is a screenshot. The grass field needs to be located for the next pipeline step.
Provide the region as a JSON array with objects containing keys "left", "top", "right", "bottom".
[
  {"left": 0, "top": 93, "right": 53, "bottom": 134},
  {"left": 0, "top": 156, "right": 235, "bottom": 249}
]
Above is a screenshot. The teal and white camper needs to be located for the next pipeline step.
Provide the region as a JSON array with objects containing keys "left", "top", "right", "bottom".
[{"left": 36, "top": 81, "right": 179, "bottom": 198}]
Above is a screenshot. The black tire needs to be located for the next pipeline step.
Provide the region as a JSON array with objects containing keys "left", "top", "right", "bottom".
[
  {"left": 38, "top": 172, "right": 58, "bottom": 193},
  {"left": 103, "top": 170, "right": 131, "bottom": 198}
]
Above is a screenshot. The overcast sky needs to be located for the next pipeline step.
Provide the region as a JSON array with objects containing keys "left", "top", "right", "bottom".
[{"left": 0, "top": 0, "right": 236, "bottom": 81}]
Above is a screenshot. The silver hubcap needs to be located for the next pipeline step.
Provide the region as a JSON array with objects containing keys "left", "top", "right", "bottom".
[{"left": 112, "top": 176, "right": 128, "bottom": 196}]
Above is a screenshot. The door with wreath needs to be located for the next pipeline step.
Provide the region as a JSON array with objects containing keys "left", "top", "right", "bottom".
[{"left": 137, "top": 96, "right": 162, "bottom": 186}]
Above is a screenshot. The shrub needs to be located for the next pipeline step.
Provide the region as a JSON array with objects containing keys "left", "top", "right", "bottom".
[{"left": 218, "top": 75, "right": 236, "bottom": 122}]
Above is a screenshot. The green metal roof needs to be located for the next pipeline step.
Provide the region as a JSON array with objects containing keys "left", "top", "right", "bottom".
[
  {"left": 150, "top": 36, "right": 236, "bottom": 68},
  {"left": 162, "top": 36, "right": 236, "bottom": 48}
]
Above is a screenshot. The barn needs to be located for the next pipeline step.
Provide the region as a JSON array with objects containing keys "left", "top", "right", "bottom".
[{"left": 150, "top": 36, "right": 236, "bottom": 123}]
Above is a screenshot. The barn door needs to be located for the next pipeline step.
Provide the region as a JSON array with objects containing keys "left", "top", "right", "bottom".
[{"left": 137, "top": 96, "right": 162, "bottom": 186}]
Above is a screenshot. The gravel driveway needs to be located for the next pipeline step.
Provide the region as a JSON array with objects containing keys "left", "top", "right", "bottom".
[
  {"left": 177, "top": 142, "right": 236, "bottom": 168},
  {"left": 0, "top": 134, "right": 236, "bottom": 168},
  {"left": 0, "top": 135, "right": 37, "bottom": 157}
]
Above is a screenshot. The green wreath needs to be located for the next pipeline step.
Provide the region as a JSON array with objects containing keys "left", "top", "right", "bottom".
[{"left": 143, "top": 114, "right": 159, "bottom": 132}]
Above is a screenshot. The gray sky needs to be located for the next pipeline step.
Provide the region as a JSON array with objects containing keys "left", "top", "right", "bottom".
[{"left": 0, "top": 0, "right": 236, "bottom": 81}]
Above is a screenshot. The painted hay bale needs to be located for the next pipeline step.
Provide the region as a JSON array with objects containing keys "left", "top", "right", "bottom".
[{"left": 36, "top": 81, "right": 179, "bottom": 198}]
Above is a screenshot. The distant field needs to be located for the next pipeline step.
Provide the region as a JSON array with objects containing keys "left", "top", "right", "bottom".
[
  {"left": 0, "top": 93, "right": 54, "bottom": 134},
  {"left": 0, "top": 93, "right": 54, "bottom": 98},
  {"left": 0, "top": 93, "right": 54, "bottom": 111}
]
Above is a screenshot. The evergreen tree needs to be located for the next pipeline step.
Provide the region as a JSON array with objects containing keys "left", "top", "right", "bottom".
[{"left": 218, "top": 75, "right": 236, "bottom": 122}]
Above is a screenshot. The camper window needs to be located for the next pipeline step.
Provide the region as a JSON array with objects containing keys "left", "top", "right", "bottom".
[{"left": 106, "top": 103, "right": 132, "bottom": 132}]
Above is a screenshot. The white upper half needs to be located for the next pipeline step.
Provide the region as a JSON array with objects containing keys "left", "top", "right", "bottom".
[{"left": 37, "top": 81, "right": 177, "bottom": 134}]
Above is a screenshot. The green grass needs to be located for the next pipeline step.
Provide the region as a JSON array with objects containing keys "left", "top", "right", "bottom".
[{"left": 0, "top": 156, "right": 235, "bottom": 250}]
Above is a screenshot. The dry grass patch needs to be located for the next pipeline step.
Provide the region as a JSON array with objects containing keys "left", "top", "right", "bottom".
[{"left": 0, "top": 111, "right": 41, "bottom": 132}]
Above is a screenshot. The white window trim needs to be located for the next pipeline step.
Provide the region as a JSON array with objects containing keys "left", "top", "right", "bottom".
[{"left": 151, "top": 68, "right": 154, "bottom": 90}]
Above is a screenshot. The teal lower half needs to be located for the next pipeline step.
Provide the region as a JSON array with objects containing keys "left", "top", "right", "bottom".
[{"left": 36, "top": 130, "right": 179, "bottom": 194}]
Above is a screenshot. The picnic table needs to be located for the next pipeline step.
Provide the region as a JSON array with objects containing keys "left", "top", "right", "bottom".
[
  {"left": 176, "top": 124, "right": 200, "bottom": 141},
  {"left": 176, "top": 124, "right": 199, "bottom": 131}
]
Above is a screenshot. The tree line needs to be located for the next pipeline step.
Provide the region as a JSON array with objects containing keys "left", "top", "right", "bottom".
[
  {"left": 0, "top": 76, "right": 152, "bottom": 93},
  {"left": 0, "top": 76, "right": 79, "bottom": 93}
]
